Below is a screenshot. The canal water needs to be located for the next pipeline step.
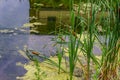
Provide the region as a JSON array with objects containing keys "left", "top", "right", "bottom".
[{"left": 0, "top": 0, "right": 102, "bottom": 80}]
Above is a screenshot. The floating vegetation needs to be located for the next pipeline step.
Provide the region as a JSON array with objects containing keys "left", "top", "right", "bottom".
[{"left": 22, "top": 22, "right": 46, "bottom": 28}]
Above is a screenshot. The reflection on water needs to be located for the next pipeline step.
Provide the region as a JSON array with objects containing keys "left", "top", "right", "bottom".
[
  {"left": 0, "top": 34, "right": 28, "bottom": 80},
  {"left": 0, "top": 0, "right": 29, "bottom": 28},
  {"left": 28, "top": 35, "right": 56, "bottom": 56},
  {"left": 0, "top": 0, "right": 30, "bottom": 80},
  {"left": 0, "top": 33, "right": 56, "bottom": 80},
  {"left": 0, "top": 1, "right": 57, "bottom": 80}
]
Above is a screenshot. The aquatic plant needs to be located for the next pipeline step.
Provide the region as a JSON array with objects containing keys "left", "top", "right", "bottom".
[
  {"left": 34, "top": 59, "right": 44, "bottom": 80},
  {"left": 68, "top": 0, "right": 120, "bottom": 80},
  {"left": 97, "top": 0, "right": 120, "bottom": 80},
  {"left": 67, "top": 0, "right": 81, "bottom": 80},
  {"left": 20, "top": 0, "right": 120, "bottom": 80}
]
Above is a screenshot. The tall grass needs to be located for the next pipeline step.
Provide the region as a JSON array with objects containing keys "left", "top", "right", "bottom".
[
  {"left": 68, "top": 0, "right": 119, "bottom": 80},
  {"left": 72, "top": 0, "right": 100, "bottom": 79},
  {"left": 68, "top": 0, "right": 81, "bottom": 80},
  {"left": 98, "top": 0, "right": 120, "bottom": 79},
  {"left": 30, "top": 0, "right": 120, "bottom": 80}
]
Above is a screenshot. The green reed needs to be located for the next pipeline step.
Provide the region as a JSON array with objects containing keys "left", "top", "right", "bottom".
[
  {"left": 97, "top": 0, "right": 120, "bottom": 79},
  {"left": 82, "top": 3, "right": 98, "bottom": 80},
  {"left": 31, "top": 0, "right": 120, "bottom": 80},
  {"left": 34, "top": 59, "right": 46, "bottom": 80},
  {"left": 68, "top": 0, "right": 79, "bottom": 80},
  {"left": 65, "top": 0, "right": 100, "bottom": 79},
  {"left": 34, "top": 59, "right": 41, "bottom": 80},
  {"left": 56, "top": 35, "right": 65, "bottom": 74}
]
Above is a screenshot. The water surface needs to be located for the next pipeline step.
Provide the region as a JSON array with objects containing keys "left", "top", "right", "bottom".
[{"left": 0, "top": 0, "right": 30, "bottom": 80}]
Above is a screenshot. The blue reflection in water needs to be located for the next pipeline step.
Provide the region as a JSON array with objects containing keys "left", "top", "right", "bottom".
[
  {"left": 0, "top": 0, "right": 29, "bottom": 27},
  {"left": 0, "top": 0, "right": 29, "bottom": 80}
]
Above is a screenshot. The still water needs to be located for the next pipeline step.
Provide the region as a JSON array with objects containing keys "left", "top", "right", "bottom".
[
  {"left": 0, "top": 0, "right": 56, "bottom": 80},
  {"left": 0, "top": 0, "right": 30, "bottom": 80}
]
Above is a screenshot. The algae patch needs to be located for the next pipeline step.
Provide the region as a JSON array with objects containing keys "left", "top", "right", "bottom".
[{"left": 16, "top": 56, "right": 83, "bottom": 80}]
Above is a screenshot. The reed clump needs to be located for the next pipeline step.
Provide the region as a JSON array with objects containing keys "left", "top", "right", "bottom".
[{"left": 18, "top": 0, "right": 120, "bottom": 80}]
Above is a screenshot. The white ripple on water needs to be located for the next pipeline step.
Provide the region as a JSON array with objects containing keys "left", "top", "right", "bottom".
[
  {"left": 0, "top": 55, "right": 2, "bottom": 59},
  {"left": 0, "top": 29, "right": 14, "bottom": 33}
]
